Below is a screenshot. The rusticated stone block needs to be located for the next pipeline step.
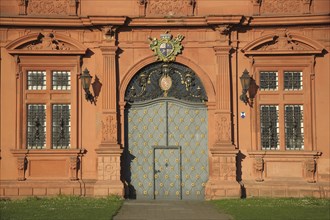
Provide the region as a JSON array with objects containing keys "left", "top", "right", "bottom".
[
  {"left": 61, "top": 188, "right": 73, "bottom": 195},
  {"left": 5, "top": 188, "right": 19, "bottom": 196},
  {"left": 47, "top": 188, "right": 60, "bottom": 196},
  {"left": 19, "top": 188, "right": 33, "bottom": 196},
  {"left": 33, "top": 188, "right": 46, "bottom": 196}
]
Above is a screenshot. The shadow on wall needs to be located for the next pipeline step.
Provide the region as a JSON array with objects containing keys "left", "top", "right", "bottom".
[
  {"left": 236, "top": 150, "right": 246, "bottom": 198},
  {"left": 120, "top": 107, "right": 137, "bottom": 199}
]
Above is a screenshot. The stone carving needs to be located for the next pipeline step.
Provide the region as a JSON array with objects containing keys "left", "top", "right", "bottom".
[
  {"left": 102, "top": 26, "right": 117, "bottom": 41},
  {"left": 219, "top": 157, "right": 236, "bottom": 181},
  {"left": 102, "top": 115, "right": 117, "bottom": 142},
  {"left": 27, "top": 0, "right": 78, "bottom": 16},
  {"left": 261, "top": 0, "right": 302, "bottom": 14},
  {"left": 98, "top": 156, "right": 121, "bottom": 181},
  {"left": 305, "top": 159, "right": 316, "bottom": 183},
  {"left": 254, "top": 157, "right": 264, "bottom": 182},
  {"left": 25, "top": 33, "right": 70, "bottom": 51},
  {"left": 256, "top": 32, "right": 311, "bottom": 51},
  {"left": 17, "top": 0, "right": 28, "bottom": 15},
  {"left": 216, "top": 116, "right": 231, "bottom": 143},
  {"left": 147, "top": 0, "right": 195, "bottom": 16},
  {"left": 69, "top": 156, "right": 79, "bottom": 181},
  {"left": 17, "top": 157, "right": 27, "bottom": 181}
]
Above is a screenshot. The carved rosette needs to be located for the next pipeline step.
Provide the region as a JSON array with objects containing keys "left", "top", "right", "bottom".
[
  {"left": 305, "top": 159, "right": 316, "bottom": 183},
  {"left": 17, "top": 157, "right": 27, "bottom": 181},
  {"left": 146, "top": 0, "right": 195, "bottom": 17},
  {"left": 69, "top": 156, "right": 79, "bottom": 181},
  {"left": 254, "top": 157, "right": 264, "bottom": 182},
  {"left": 101, "top": 115, "right": 117, "bottom": 143},
  {"left": 98, "top": 156, "right": 121, "bottom": 181}
]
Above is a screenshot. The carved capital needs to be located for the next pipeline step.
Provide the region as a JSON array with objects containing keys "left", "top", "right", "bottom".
[{"left": 102, "top": 26, "right": 118, "bottom": 41}]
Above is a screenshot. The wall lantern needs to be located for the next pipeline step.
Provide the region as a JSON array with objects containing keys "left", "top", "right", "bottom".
[
  {"left": 239, "top": 69, "right": 251, "bottom": 105},
  {"left": 80, "top": 68, "right": 95, "bottom": 104}
]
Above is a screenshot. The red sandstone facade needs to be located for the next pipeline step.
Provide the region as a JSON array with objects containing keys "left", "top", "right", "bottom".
[{"left": 0, "top": 0, "right": 329, "bottom": 199}]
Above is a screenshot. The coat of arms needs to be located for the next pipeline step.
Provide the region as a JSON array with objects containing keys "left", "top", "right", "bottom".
[{"left": 148, "top": 32, "right": 184, "bottom": 62}]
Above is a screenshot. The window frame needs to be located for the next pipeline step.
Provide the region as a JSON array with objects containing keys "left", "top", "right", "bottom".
[
  {"left": 250, "top": 56, "right": 314, "bottom": 152},
  {"left": 17, "top": 56, "right": 79, "bottom": 150}
]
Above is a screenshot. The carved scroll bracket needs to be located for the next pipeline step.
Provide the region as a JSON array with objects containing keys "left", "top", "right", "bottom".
[
  {"left": 214, "top": 25, "right": 232, "bottom": 45},
  {"left": 101, "top": 26, "right": 118, "bottom": 42}
]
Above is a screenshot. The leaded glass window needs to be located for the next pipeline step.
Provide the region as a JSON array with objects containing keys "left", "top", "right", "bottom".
[
  {"left": 260, "top": 105, "right": 279, "bottom": 150},
  {"left": 260, "top": 71, "right": 278, "bottom": 91},
  {"left": 52, "top": 104, "right": 71, "bottom": 149},
  {"left": 285, "top": 105, "right": 304, "bottom": 150},
  {"left": 27, "top": 104, "right": 46, "bottom": 149},
  {"left": 52, "top": 71, "right": 71, "bottom": 90},
  {"left": 284, "top": 71, "right": 303, "bottom": 90},
  {"left": 27, "top": 71, "right": 46, "bottom": 90}
]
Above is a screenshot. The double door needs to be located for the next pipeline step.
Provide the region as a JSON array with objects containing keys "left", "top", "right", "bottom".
[{"left": 125, "top": 99, "right": 208, "bottom": 200}]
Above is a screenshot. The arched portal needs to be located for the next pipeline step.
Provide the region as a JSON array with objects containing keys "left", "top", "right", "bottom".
[{"left": 122, "top": 62, "right": 209, "bottom": 200}]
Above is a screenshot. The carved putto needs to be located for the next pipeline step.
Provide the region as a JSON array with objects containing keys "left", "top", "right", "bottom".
[
  {"left": 25, "top": 33, "right": 70, "bottom": 51},
  {"left": 256, "top": 32, "right": 310, "bottom": 51}
]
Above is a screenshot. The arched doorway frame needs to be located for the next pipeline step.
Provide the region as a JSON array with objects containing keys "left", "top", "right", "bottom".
[{"left": 119, "top": 56, "right": 217, "bottom": 199}]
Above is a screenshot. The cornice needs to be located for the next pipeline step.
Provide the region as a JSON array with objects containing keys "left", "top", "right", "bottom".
[
  {"left": 248, "top": 14, "right": 330, "bottom": 26},
  {"left": 0, "top": 16, "right": 127, "bottom": 27}
]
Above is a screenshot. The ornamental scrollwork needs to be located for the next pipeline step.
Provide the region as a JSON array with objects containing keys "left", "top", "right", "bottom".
[
  {"left": 23, "top": 33, "right": 70, "bottom": 51},
  {"left": 125, "top": 62, "right": 207, "bottom": 103}
]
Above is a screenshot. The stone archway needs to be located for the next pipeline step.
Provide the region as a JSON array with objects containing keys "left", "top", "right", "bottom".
[{"left": 121, "top": 62, "right": 209, "bottom": 200}]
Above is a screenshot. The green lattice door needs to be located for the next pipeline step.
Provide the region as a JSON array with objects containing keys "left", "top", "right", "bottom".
[{"left": 125, "top": 99, "right": 208, "bottom": 200}]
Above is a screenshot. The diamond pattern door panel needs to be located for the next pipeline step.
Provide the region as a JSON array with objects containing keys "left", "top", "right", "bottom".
[
  {"left": 168, "top": 101, "right": 208, "bottom": 200},
  {"left": 154, "top": 147, "right": 181, "bottom": 200},
  {"left": 126, "top": 99, "right": 208, "bottom": 200},
  {"left": 128, "top": 102, "right": 167, "bottom": 199}
]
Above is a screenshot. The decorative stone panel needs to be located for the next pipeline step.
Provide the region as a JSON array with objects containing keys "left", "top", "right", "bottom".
[
  {"left": 146, "top": 0, "right": 196, "bottom": 17},
  {"left": 18, "top": 0, "right": 79, "bottom": 16},
  {"left": 260, "top": 0, "right": 312, "bottom": 15}
]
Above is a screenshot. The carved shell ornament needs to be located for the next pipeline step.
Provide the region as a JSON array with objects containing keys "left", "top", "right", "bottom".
[{"left": 148, "top": 32, "right": 184, "bottom": 62}]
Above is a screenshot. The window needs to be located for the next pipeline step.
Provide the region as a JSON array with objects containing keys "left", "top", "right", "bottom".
[
  {"left": 256, "top": 68, "right": 306, "bottom": 151},
  {"left": 24, "top": 67, "right": 73, "bottom": 149}
]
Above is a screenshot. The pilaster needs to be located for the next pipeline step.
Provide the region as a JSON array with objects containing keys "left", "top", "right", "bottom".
[{"left": 95, "top": 39, "right": 123, "bottom": 196}]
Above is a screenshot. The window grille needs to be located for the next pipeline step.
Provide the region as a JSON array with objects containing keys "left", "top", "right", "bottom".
[
  {"left": 52, "top": 71, "right": 71, "bottom": 90},
  {"left": 27, "top": 104, "right": 46, "bottom": 149},
  {"left": 284, "top": 71, "right": 303, "bottom": 90},
  {"left": 285, "top": 105, "right": 304, "bottom": 150},
  {"left": 52, "top": 104, "right": 71, "bottom": 149},
  {"left": 260, "top": 71, "right": 278, "bottom": 91},
  {"left": 27, "top": 71, "right": 46, "bottom": 90},
  {"left": 260, "top": 105, "right": 279, "bottom": 150}
]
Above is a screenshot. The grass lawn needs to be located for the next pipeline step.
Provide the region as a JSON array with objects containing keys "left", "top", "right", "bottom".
[
  {"left": 211, "top": 197, "right": 330, "bottom": 220},
  {"left": 0, "top": 195, "right": 123, "bottom": 220}
]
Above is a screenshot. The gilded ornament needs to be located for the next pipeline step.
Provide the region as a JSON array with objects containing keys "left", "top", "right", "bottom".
[{"left": 148, "top": 32, "right": 184, "bottom": 62}]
